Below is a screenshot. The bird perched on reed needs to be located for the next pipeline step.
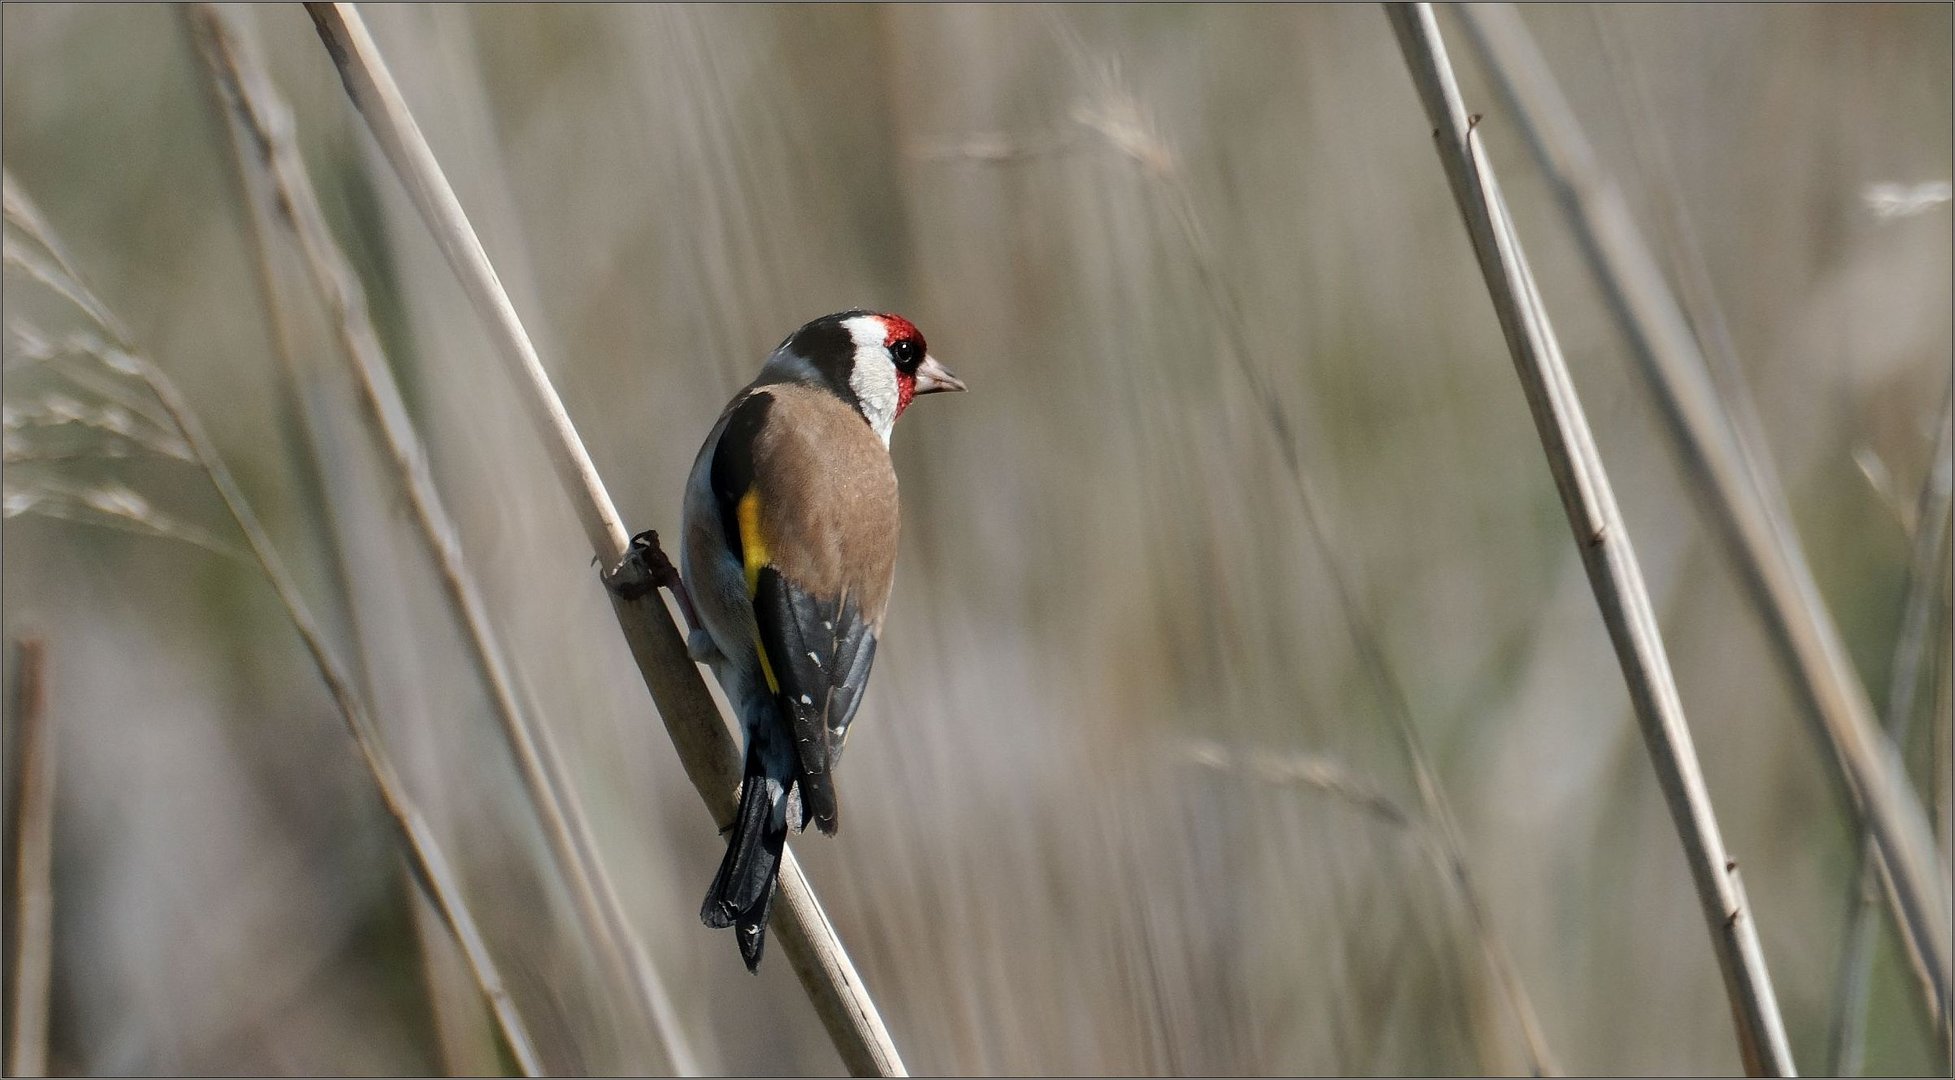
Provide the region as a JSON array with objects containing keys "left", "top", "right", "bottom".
[{"left": 614, "top": 310, "right": 964, "bottom": 970}]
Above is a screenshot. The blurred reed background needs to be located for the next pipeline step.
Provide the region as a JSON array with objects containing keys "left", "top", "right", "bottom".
[{"left": 2, "top": 3, "right": 1950, "bottom": 1075}]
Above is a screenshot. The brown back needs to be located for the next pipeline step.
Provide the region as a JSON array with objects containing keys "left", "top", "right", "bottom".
[{"left": 750, "top": 383, "right": 901, "bottom": 629}]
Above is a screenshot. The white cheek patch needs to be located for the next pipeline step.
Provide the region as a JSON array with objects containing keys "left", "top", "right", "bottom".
[{"left": 843, "top": 314, "right": 897, "bottom": 446}]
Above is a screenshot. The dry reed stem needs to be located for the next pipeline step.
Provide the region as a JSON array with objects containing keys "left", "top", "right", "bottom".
[
  {"left": 185, "top": 7, "right": 697, "bottom": 1072},
  {"left": 187, "top": 13, "right": 515, "bottom": 1071},
  {"left": 138, "top": 346, "right": 548, "bottom": 1077},
  {"left": 1384, "top": 5, "right": 1795, "bottom": 1074},
  {"left": 0, "top": 172, "right": 546, "bottom": 1075},
  {"left": 300, "top": 5, "right": 905, "bottom": 1074},
  {"left": 1942, "top": 576, "right": 1953, "bottom": 889},
  {"left": 6, "top": 638, "right": 53, "bottom": 1078},
  {"left": 1047, "top": 22, "right": 1559, "bottom": 1069},
  {"left": 303, "top": 330, "right": 510, "bottom": 1075},
  {"left": 300, "top": 340, "right": 511, "bottom": 1074},
  {"left": 1830, "top": 385, "right": 1955, "bottom": 1073},
  {"left": 197, "top": 51, "right": 512, "bottom": 1080},
  {"left": 1452, "top": 5, "right": 1951, "bottom": 1033},
  {"left": 401, "top": 865, "right": 504, "bottom": 1076}
]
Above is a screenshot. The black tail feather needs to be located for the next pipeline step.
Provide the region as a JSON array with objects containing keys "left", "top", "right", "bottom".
[
  {"left": 701, "top": 751, "right": 787, "bottom": 972},
  {"left": 736, "top": 866, "right": 780, "bottom": 972}
]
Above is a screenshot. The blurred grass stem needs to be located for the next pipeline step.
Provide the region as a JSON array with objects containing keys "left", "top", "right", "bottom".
[
  {"left": 1384, "top": 4, "right": 1795, "bottom": 1073},
  {"left": 1052, "top": 17, "right": 1559, "bottom": 1070},
  {"left": 301, "top": 4, "right": 905, "bottom": 1073},
  {"left": 6, "top": 638, "right": 53, "bottom": 1078},
  {"left": 186, "top": 7, "right": 697, "bottom": 1072},
  {"left": 1830, "top": 385, "right": 1954, "bottom": 1074},
  {"left": 139, "top": 345, "right": 547, "bottom": 1076},
  {"left": 1, "top": 170, "right": 545, "bottom": 1075},
  {"left": 1451, "top": 5, "right": 1951, "bottom": 1034}
]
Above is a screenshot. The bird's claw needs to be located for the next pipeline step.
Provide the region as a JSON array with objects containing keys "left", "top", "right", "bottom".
[
  {"left": 605, "top": 530, "right": 706, "bottom": 636},
  {"left": 604, "top": 530, "right": 664, "bottom": 601}
]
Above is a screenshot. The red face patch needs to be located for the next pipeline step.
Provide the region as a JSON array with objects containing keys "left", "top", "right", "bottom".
[
  {"left": 878, "top": 313, "right": 927, "bottom": 421},
  {"left": 876, "top": 313, "right": 924, "bottom": 350}
]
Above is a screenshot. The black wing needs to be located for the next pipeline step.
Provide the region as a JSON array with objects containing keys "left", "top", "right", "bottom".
[
  {"left": 710, "top": 391, "right": 772, "bottom": 555},
  {"left": 754, "top": 566, "right": 877, "bottom": 835}
]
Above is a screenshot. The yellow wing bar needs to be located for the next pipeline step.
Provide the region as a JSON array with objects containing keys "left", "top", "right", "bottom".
[{"left": 736, "top": 489, "right": 780, "bottom": 693}]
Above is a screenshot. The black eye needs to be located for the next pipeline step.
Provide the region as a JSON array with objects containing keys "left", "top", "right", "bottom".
[{"left": 890, "top": 337, "right": 922, "bottom": 372}]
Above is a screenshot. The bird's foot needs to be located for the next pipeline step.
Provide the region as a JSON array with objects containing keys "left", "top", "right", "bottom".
[
  {"left": 605, "top": 531, "right": 704, "bottom": 634},
  {"left": 603, "top": 530, "right": 663, "bottom": 601}
]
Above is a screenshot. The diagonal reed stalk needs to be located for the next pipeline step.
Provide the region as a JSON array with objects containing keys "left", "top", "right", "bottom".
[
  {"left": 299, "top": 4, "right": 905, "bottom": 1074},
  {"left": 6, "top": 637, "right": 53, "bottom": 1079},
  {"left": 1830, "top": 385, "right": 1954, "bottom": 1074},
  {"left": 1048, "top": 20, "right": 1558, "bottom": 1069},
  {"left": 154, "top": 348, "right": 533, "bottom": 1080},
  {"left": 177, "top": 22, "right": 503, "bottom": 1070},
  {"left": 1383, "top": 4, "right": 1795, "bottom": 1074},
  {"left": 184, "top": 7, "right": 697, "bottom": 1072},
  {"left": 1939, "top": 572, "right": 1952, "bottom": 865},
  {"left": 304, "top": 376, "right": 511, "bottom": 1076},
  {"left": 1, "top": 171, "right": 545, "bottom": 1075},
  {"left": 1451, "top": 5, "right": 1951, "bottom": 1039}
]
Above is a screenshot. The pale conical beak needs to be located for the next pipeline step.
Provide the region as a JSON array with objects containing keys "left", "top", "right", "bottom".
[{"left": 913, "top": 353, "right": 967, "bottom": 395}]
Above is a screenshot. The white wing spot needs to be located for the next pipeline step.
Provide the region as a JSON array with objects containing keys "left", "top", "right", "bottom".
[
  {"left": 800, "top": 694, "right": 813, "bottom": 705},
  {"left": 808, "top": 651, "right": 821, "bottom": 666},
  {"left": 823, "top": 620, "right": 833, "bottom": 631}
]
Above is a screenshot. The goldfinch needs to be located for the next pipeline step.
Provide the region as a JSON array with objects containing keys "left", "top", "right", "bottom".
[{"left": 661, "top": 310, "right": 963, "bottom": 971}]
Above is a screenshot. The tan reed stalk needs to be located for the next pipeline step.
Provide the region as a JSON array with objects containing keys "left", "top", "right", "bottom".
[
  {"left": 199, "top": 76, "right": 510, "bottom": 1070},
  {"left": 185, "top": 7, "right": 698, "bottom": 1071},
  {"left": 171, "top": 26, "right": 509, "bottom": 1067},
  {"left": 305, "top": 369, "right": 511, "bottom": 1076},
  {"left": 1, "top": 171, "right": 545, "bottom": 1075},
  {"left": 1048, "top": 20, "right": 1559, "bottom": 1069},
  {"left": 143, "top": 346, "right": 548, "bottom": 1077},
  {"left": 1383, "top": 5, "right": 1794, "bottom": 1073},
  {"left": 6, "top": 638, "right": 53, "bottom": 1078},
  {"left": 1830, "top": 386, "right": 1955, "bottom": 1074},
  {"left": 298, "top": 4, "right": 905, "bottom": 1073},
  {"left": 1451, "top": 5, "right": 1950, "bottom": 1033}
]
